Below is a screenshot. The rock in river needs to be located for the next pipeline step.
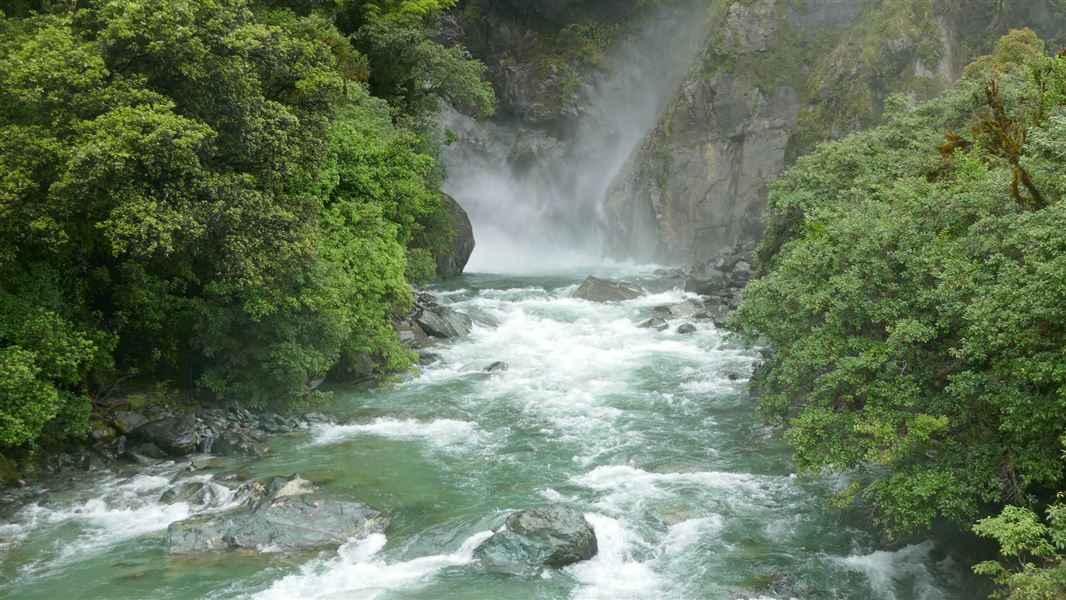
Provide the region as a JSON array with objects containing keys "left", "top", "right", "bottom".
[
  {"left": 211, "top": 430, "right": 270, "bottom": 458},
  {"left": 573, "top": 276, "right": 643, "bottom": 302},
  {"left": 131, "top": 414, "right": 199, "bottom": 456},
  {"left": 638, "top": 316, "right": 668, "bottom": 331},
  {"left": 166, "top": 475, "right": 386, "bottom": 555},
  {"left": 475, "top": 504, "right": 598, "bottom": 568},
  {"left": 415, "top": 305, "right": 472, "bottom": 338}
]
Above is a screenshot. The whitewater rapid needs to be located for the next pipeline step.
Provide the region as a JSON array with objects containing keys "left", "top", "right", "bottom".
[{"left": 0, "top": 269, "right": 985, "bottom": 599}]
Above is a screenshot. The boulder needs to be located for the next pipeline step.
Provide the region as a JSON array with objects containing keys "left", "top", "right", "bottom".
[
  {"left": 475, "top": 504, "right": 598, "bottom": 568},
  {"left": 435, "top": 193, "right": 476, "bottom": 280},
  {"left": 684, "top": 268, "right": 727, "bottom": 296},
  {"left": 123, "top": 442, "right": 168, "bottom": 466},
  {"left": 573, "top": 276, "right": 643, "bottom": 302},
  {"left": 111, "top": 411, "right": 149, "bottom": 435},
  {"left": 395, "top": 319, "right": 431, "bottom": 348},
  {"left": 166, "top": 475, "right": 386, "bottom": 555},
  {"left": 638, "top": 316, "right": 669, "bottom": 331},
  {"left": 415, "top": 306, "right": 472, "bottom": 338},
  {"left": 667, "top": 299, "right": 704, "bottom": 318},
  {"left": 211, "top": 430, "right": 270, "bottom": 458},
  {"left": 676, "top": 323, "right": 697, "bottom": 334},
  {"left": 484, "top": 361, "right": 508, "bottom": 372},
  {"left": 131, "top": 414, "right": 199, "bottom": 456}
]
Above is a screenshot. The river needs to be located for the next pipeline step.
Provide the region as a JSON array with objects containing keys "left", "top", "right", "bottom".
[{"left": 0, "top": 268, "right": 986, "bottom": 599}]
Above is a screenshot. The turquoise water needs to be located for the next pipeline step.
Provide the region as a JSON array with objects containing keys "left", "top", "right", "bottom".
[{"left": 1, "top": 270, "right": 987, "bottom": 599}]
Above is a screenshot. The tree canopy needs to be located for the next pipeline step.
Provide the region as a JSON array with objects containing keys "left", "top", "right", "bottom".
[
  {"left": 0, "top": 0, "right": 492, "bottom": 447},
  {"left": 736, "top": 29, "right": 1066, "bottom": 598}
]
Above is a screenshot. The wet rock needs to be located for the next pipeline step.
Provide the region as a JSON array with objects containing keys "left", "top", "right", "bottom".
[
  {"left": 396, "top": 319, "right": 431, "bottom": 348},
  {"left": 415, "top": 306, "right": 472, "bottom": 338},
  {"left": 573, "top": 276, "right": 643, "bottom": 302},
  {"left": 475, "top": 504, "right": 598, "bottom": 568},
  {"left": 638, "top": 316, "right": 669, "bottom": 331},
  {"left": 78, "top": 452, "right": 107, "bottom": 472},
  {"left": 667, "top": 299, "right": 704, "bottom": 318},
  {"left": 211, "top": 431, "right": 269, "bottom": 459},
  {"left": 90, "top": 420, "right": 117, "bottom": 444},
  {"left": 111, "top": 411, "right": 149, "bottom": 435},
  {"left": 676, "top": 323, "right": 697, "bottom": 334},
  {"left": 160, "top": 481, "right": 216, "bottom": 505},
  {"left": 684, "top": 268, "right": 727, "bottom": 296},
  {"left": 484, "top": 361, "right": 508, "bottom": 372},
  {"left": 123, "top": 443, "right": 168, "bottom": 466},
  {"left": 435, "top": 193, "right": 476, "bottom": 280},
  {"left": 166, "top": 475, "right": 386, "bottom": 555},
  {"left": 131, "top": 414, "right": 199, "bottom": 456}
]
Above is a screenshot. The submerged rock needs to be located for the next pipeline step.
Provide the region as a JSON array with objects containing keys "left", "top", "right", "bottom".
[
  {"left": 131, "top": 414, "right": 199, "bottom": 456},
  {"left": 483, "top": 361, "right": 508, "bottom": 372},
  {"left": 166, "top": 475, "right": 385, "bottom": 555},
  {"left": 573, "top": 276, "right": 643, "bottom": 302},
  {"left": 676, "top": 323, "right": 697, "bottom": 334},
  {"left": 638, "top": 316, "right": 669, "bottom": 331},
  {"left": 475, "top": 504, "right": 598, "bottom": 568}
]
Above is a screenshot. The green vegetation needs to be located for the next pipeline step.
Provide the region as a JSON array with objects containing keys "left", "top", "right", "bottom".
[
  {"left": 0, "top": 0, "right": 492, "bottom": 448},
  {"left": 736, "top": 30, "right": 1066, "bottom": 598}
]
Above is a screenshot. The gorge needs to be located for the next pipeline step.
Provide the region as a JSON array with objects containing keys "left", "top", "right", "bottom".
[{"left": 2, "top": 1, "right": 1065, "bottom": 599}]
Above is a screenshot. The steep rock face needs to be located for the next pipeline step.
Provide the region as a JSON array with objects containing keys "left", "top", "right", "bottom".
[{"left": 603, "top": 0, "right": 1066, "bottom": 264}]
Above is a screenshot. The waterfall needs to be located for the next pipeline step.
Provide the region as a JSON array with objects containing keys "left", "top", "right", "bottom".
[{"left": 439, "top": 4, "right": 709, "bottom": 273}]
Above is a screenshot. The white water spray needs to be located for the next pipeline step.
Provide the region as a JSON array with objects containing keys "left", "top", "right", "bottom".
[{"left": 441, "top": 6, "right": 709, "bottom": 273}]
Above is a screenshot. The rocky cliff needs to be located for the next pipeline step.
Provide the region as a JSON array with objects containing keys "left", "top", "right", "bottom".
[{"left": 603, "top": 0, "right": 1066, "bottom": 263}]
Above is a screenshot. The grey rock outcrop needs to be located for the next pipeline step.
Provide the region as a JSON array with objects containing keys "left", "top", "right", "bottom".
[
  {"left": 415, "top": 305, "right": 472, "bottom": 338},
  {"left": 435, "top": 193, "right": 475, "bottom": 280},
  {"left": 602, "top": 0, "right": 1065, "bottom": 264},
  {"left": 573, "top": 276, "right": 643, "bottom": 302},
  {"left": 166, "top": 475, "right": 385, "bottom": 555},
  {"left": 131, "top": 414, "right": 198, "bottom": 457},
  {"left": 475, "top": 504, "right": 598, "bottom": 568},
  {"left": 211, "top": 430, "right": 270, "bottom": 458}
]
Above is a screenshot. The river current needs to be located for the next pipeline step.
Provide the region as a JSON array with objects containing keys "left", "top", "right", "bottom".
[{"left": 1, "top": 268, "right": 986, "bottom": 599}]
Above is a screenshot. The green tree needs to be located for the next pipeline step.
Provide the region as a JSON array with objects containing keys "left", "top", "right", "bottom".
[
  {"left": 735, "top": 30, "right": 1066, "bottom": 553},
  {"left": 0, "top": 0, "right": 488, "bottom": 446}
]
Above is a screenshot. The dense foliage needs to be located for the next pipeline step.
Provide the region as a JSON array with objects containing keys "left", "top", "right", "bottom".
[
  {"left": 735, "top": 30, "right": 1065, "bottom": 597},
  {"left": 0, "top": 0, "right": 492, "bottom": 447}
]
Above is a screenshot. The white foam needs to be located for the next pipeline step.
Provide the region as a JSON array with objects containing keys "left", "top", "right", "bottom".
[
  {"left": 310, "top": 417, "right": 482, "bottom": 450},
  {"left": 661, "top": 515, "right": 725, "bottom": 556},
  {"left": 4, "top": 472, "right": 240, "bottom": 583},
  {"left": 568, "top": 513, "right": 662, "bottom": 600},
  {"left": 254, "top": 530, "right": 493, "bottom": 600},
  {"left": 570, "top": 465, "right": 791, "bottom": 514},
  {"left": 838, "top": 541, "right": 941, "bottom": 600}
]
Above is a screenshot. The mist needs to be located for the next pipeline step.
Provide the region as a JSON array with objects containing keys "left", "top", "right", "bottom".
[{"left": 440, "top": 4, "right": 709, "bottom": 274}]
